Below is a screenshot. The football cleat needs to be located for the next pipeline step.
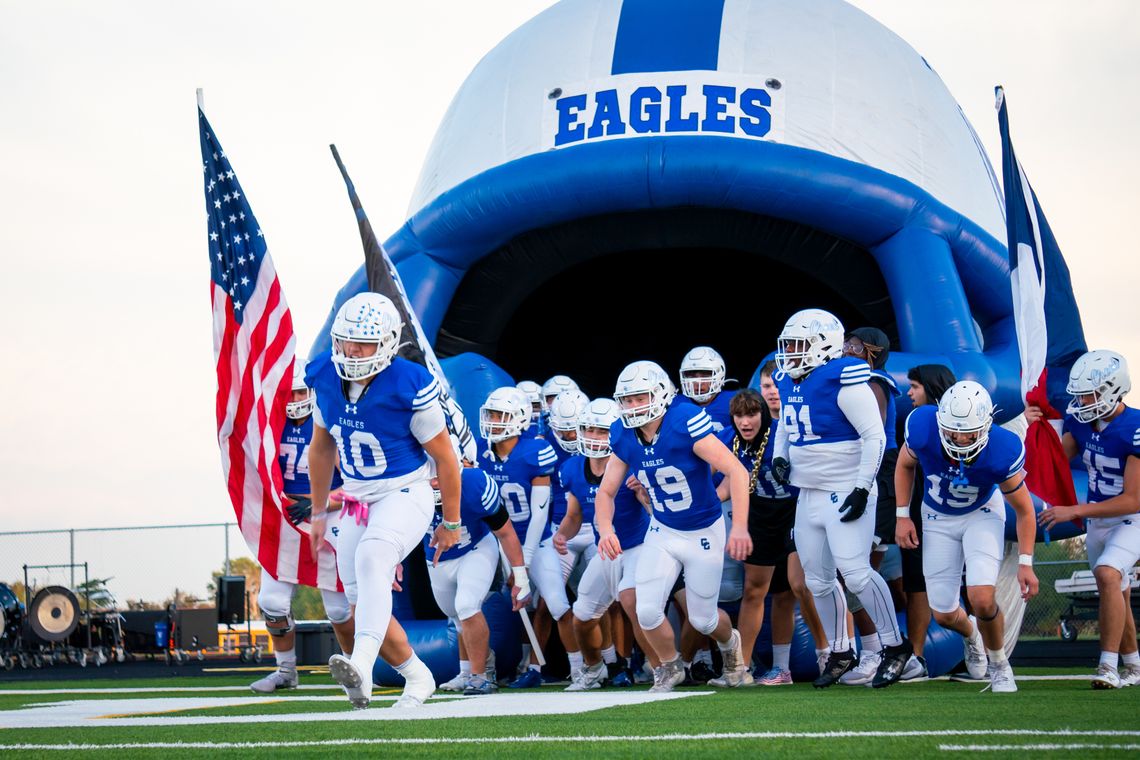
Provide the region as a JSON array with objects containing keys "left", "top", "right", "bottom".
[
  {"left": 462, "top": 674, "right": 498, "bottom": 696},
  {"left": 328, "top": 654, "right": 371, "bottom": 709},
  {"left": 839, "top": 650, "right": 882, "bottom": 686},
  {"left": 899, "top": 654, "right": 929, "bottom": 682},
  {"left": 709, "top": 630, "right": 753, "bottom": 687},
  {"left": 250, "top": 668, "right": 298, "bottom": 694},
  {"left": 393, "top": 658, "right": 436, "bottom": 708},
  {"left": 1092, "top": 663, "right": 1122, "bottom": 690},
  {"left": 816, "top": 650, "right": 830, "bottom": 676},
  {"left": 813, "top": 649, "right": 857, "bottom": 688},
  {"left": 508, "top": 668, "right": 543, "bottom": 689},
  {"left": 756, "top": 666, "right": 793, "bottom": 686},
  {"left": 608, "top": 668, "right": 634, "bottom": 688},
  {"left": 438, "top": 671, "right": 470, "bottom": 692},
  {"left": 871, "top": 640, "right": 914, "bottom": 689},
  {"left": 485, "top": 649, "right": 497, "bottom": 685},
  {"left": 1119, "top": 663, "right": 1140, "bottom": 687},
  {"left": 649, "top": 658, "right": 687, "bottom": 693},
  {"left": 964, "top": 618, "right": 988, "bottom": 680},
  {"left": 988, "top": 662, "right": 1018, "bottom": 693},
  {"left": 687, "top": 660, "right": 718, "bottom": 685},
  {"left": 565, "top": 661, "right": 607, "bottom": 692}
]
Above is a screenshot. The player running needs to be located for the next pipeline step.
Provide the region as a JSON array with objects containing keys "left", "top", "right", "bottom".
[{"left": 680, "top": 346, "right": 733, "bottom": 432}]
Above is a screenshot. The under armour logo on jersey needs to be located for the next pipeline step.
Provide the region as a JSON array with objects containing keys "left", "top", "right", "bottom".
[
  {"left": 649, "top": 525, "right": 660, "bottom": 532},
  {"left": 345, "top": 404, "right": 358, "bottom": 414},
  {"left": 793, "top": 385, "right": 801, "bottom": 393},
  {"left": 493, "top": 464, "right": 503, "bottom": 472},
  {"left": 830, "top": 492, "right": 838, "bottom": 503},
  {"left": 644, "top": 447, "right": 655, "bottom": 455},
  {"left": 1091, "top": 433, "right": 1101, "bottom": 441}
]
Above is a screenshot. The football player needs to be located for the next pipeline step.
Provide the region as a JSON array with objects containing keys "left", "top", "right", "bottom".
[
  {"left": 680, "top": 346, "right": 733, "bottom": 432},
  {"left": 1040, "top": 350, "right": 1140, "bottom": 689},
  {"left": 478, "top": 386, "right": 560, "bottom": 687},
  {"left": 596, "top": 360, "right": 752, "bottom": 692},
  {"left": 306, "top": 293, "right": 461, "bottom": 709},
  {"left": 542, "top": 375, "right": 580, "bottom": 414},
  {"left": 516, "top": 380, "right": 544, "bottom": 439},
  {"left": 426, "top": 464, "right": 529, "bottom": 695},
  {"left": 896, "top": 381, "right": 1039, "bottom": 693},
  {"left": 772, "top": 309, "right": 911, "bottom": 688},
  {"left": 251, "top": 364, "right": 354, "bottom": 694},
  {"left": 555, "top": 399, "right": 653, "bottom": 690}
]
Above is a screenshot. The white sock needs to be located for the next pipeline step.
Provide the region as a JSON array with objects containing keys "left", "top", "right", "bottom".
[
  {"left": 815, "top": 646, "right": 831, "bottom": 659},
  {"left": 601, "top": 646, "right": 617, "bottom": 665},
  {"left": 860, "top": 634, "right": 881, "bottom": 655},
  {"left": 682, "top": 660, "right": 693, "bottom": 670},
  {"left": 773, "top": 644, "right": 792, "bottom": 671},
  {"left": 987, "top": 648, "right": 1008, "bottom": 665},
  {"left": 568, "top": 651, "right": 584, "bottom": 673},
  {"left": 695, "top": 648, "right": 713, "bottom": 665},
  {"left": 349, "top": 633, "right": 382, "bottom": 678},
  {"left": 275, "top": 647, "right": 297, "bottom": 671},
  {"left": 1101, "top": 651, "right": 1120, "bottom": 670},
  {"left": 528, "top": 663, "right": 541, "bottom": 673},
  {"left": 1123, "top": 651, "right": 1140, "bottom": 667},
  {"left": 396, "top": 653, "right": 429, "bottom": 681},
  {"left": 459, "top": 659, "right": 471, "bottom": 676}
]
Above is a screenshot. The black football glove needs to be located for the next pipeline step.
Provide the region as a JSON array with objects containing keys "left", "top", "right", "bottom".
[
  {"left": 771, "top": 457, "right": 791, "bottom": 486},
  {"left": 838, "top": 488, "right": 870, "bottom": 523},
  {"left": 285, "top": 497, "right": 313, "bottom": 526}
]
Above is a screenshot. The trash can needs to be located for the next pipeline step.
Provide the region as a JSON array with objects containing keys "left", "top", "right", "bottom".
[{"left": 294, "top": 621, "right": 339, "bottom": 665}]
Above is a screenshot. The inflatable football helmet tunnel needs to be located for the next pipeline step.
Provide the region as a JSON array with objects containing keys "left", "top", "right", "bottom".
[{"left": 310, "top": 0, "right": 1087, "bottom": 682}]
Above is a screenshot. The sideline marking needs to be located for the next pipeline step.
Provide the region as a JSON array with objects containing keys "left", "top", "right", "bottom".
[
  {"left": 940, "top": 743, "right": 1140, "bottom": 752},
  {"left": 0, "top": 685, "right": 379, "bottom": 695},
  {"left": 2, "top": 729, "right": 1139, "bottom": 750}
]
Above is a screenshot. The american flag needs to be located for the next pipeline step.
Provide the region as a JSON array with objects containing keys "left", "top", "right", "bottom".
[{"left": 199, "top": 104, "right": 340, "bottom": 591}]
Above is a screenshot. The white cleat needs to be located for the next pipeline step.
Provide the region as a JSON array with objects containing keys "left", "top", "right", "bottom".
[
  {"left": 328, "top": 654, "right": 371, "bottom": 709},
  {"left": 438, "top": 671, "right": 471, "bottom": 692},
  {"left": 816, "top": 650, "right": 831, "bottom": 676},
  {"left": 709, "top": 629, "right": 754, "bottom": 687},
  {"left": 899, "top": 654, "right": 929, "bottom": 683},
  {"left": 839, "top": 650, "right": 882, "bottom": 686},
  {"left": 394, "top": 658, "right": 437, "bottom": 708},
  {"left": 1119, "top": 663, "right": 1140, "bottom": 687},
  {"left": 964, "top": 618, "right": 988, "bottom": 680},
  {"left": 565, "top": 661, "right": 607, "bottom": 692},
  {"left": 988, "top": 662, "right": 1018, "bottom": 693},
  {"left": 485, "top": 649, "right": 498, "bottom": 685},
  {"left": 250, "top": 668, "right": 298, "bottom": 694},
  {"left": 648, "top": 658, "right": 686, "bottom": 693},
  {"left": 1092, "top": 663, "right": 1122, "bottom": 690}
]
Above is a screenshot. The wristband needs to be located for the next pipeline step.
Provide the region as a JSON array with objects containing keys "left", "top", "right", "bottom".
[
  {"left": 442, "top": 519, "right": 462, "bottom": 531},
  {"left": 1018, "top": 554, "right": 1033, "bottom": 567},
  {"left": 896, "top": 507, "right": 911, "bottom": 519},
  {"left": 512, "top": 566, "right": 531, "bottom": 596}
]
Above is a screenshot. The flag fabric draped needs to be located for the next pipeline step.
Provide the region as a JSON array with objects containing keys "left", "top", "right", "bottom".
[
  {"left": 200, "top": 104, "right": 340, "bottom": 591},
  {"left": 995, "top": 86, "right": 1085, "bottom": 509},
  {"left": 329, "top": 144, "right": 478, "bottom": 463}
]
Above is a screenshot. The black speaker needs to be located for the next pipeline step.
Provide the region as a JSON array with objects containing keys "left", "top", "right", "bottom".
[{"left": 217, "top": 575, "right": 246, "bottom": 625}]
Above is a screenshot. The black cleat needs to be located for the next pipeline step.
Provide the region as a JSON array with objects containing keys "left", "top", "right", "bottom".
[
  {"left": 687, "top": 660, "right": 718, "bottom": 684},
  {"left": 813, "top": 649, "right": 857, "bottom": 688},
  {"left": 871, "top": 640, "right": 914, "bottom": 689}
]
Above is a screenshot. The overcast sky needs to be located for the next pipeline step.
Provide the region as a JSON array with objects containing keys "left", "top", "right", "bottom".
[{"left": 1, "top": 0, "right": 1137, "bottom": 553}]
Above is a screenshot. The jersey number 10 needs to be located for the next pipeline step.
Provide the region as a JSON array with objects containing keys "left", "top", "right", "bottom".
[{"left": 329, "top": 425, "right": 388, "bottom": 478}]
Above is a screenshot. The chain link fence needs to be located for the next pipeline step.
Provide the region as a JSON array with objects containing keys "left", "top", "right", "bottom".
[{"left": 0, "top": 523, "right": 253, "bottom": 610}]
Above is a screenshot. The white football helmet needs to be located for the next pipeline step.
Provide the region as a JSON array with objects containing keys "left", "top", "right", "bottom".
[
  {"left": 480, "top": 386, "right": 529, "bottom": 443},
  {"left": 547, "top": 390, "right": 590, "bottom": 453},
  {"left": 936, "top": 381, "right": 994, "bottom": 461},
  {"left": 516, "top": 380, "right": 543, "bottom": 423},
  {"left": 614, "top": 360, "right": 675, "bottom": 428},
  {"left": 775, "top": 309, "right": 845, "bottom": 380},
  {"left": 542, "top": 375, "right": 580, "bottom": 411},
  {"left": 680, "top": 346, "right": 726, "bottom": 404},
  {"left": 285, "top": 363, "right": 315, "bottom": 420},
  {"left": 579, "top": 398, "right": 620, "bottom": 458},
  {"left": 330, "top": 293, "right": 403, "bottom": 381},
  {"left": 1066, "top": 349, "right": 1131, "bottom": 423}
]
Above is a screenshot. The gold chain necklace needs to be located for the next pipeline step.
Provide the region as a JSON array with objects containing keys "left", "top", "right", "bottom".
[{"left": 732, "top": 424, "right": 771, "bottom": 494}]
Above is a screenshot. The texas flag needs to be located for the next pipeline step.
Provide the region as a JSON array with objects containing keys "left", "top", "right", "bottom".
[{"left": 995, "top": 86, "right": 1086, "bottom": 508}]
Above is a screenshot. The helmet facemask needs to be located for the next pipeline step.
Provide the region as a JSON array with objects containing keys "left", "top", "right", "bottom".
[{"left": 285, "top": 388, "right": 315, "bottom": 420}]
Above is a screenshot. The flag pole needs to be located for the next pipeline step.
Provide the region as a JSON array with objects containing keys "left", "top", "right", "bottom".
[{"left": 196, "top": 88, "right": 204, "bottom": 109}]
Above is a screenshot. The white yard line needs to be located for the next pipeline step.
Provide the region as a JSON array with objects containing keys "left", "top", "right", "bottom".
[
  {"left": 940, "top": 743, "right": 1140, "bottom": 752},
  {"left": 0, "top": 685, "right": 349, "bottom": 695},
  {"left": 2, "top": 729, "right": 1140, "bottom": 750}
]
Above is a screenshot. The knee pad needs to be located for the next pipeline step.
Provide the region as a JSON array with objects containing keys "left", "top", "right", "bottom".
[
  {"left": 636, "top": 600, "right": 666, "bottom": 631},
  {"left": 343, "top": 581, "right": 358, "bottom": 607},
  {"left": 688, "top": 609, "right": 719, "bottom": 636},
  {"left": 321, "top": 592, "right": 352, "bottom": 625},
  {"left": 257, "top": 578, "right": 294, "bottom": 619},
  {"left": 264, "top": 612, "right": 294, "bottom": 637},
  {"left": 455, "top": 589, "right": 488, "bottom": 622},
  {"left": 356, "top": 539, "right": 402, "bottom": 582},
  {"left": 839, "top": 563, "right": 873, "bottom": 595}
]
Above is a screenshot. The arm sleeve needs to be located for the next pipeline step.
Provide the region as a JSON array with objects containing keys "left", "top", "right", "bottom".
[
  {"left": 410, "top": 401, "right": 447, "bottom": 444},
  {"left": 837, "top": 383, "right": 885, "bottom": 491},
  {"left": 522, "top": 484, "right": 551, "bottom": 565},
  {"left": 482, "top": 505, "right": 511, "bottom": 532},
  {"left": 313, "top": 404, "right": 326, "bottom": 430},
  {"left": 1000, "top": 412, "right": 1030, "bottom": 442},
  {"left": 773, "top": 414, "right": 789, "bottom": 460}
]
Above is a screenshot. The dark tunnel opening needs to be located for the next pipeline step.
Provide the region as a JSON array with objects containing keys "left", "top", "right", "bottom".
[{"left": 436, "top": 208, "right": 897, "bottom": 397}]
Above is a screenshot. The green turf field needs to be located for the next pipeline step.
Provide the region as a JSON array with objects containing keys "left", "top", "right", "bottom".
[{"left": 1, "top": 669, "right": 1138, "bottom": 758}]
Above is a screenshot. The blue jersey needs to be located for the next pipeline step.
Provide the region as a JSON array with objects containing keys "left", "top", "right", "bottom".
[
  {"left": 480, "top": 436, "right": 558, "bottom": 544},
  {"left": 559, "top": 455, "right": 650, "bottom": 549},
  {"left": 610, "top": 397, "right": 721, "bottom": 531},
  {"left": 306, "top": 354, "right": 440, "bottom": 493},
  {"left": 279, "top": 416, "right": 343, "bottom": 497},
  {"left": 904, "top": 406, "right": 1025, "bottom": 516},
  {"left": 546, "top": 439, "right": 576, "bottom": 525},
  {"left": 699, "top": 391, "right": 733, "bottom": 434},
  {"left": 716, "top": 420, "right": 798, "bottom": 500},
  {"left": 777, "top": 356, "right": 870, "bottom": 448},
  {"left": 423, "top": 467, "right": 503, "bottom": 562},
  {"left": 870, "top": 369, "right": 901, "bottom": 451},
  {"left": 1064, "top": 406, "right": 1140, "bottom": 504}
]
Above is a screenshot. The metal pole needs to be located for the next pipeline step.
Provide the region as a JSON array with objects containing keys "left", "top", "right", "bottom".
[
  {"left": 69, "top": 529, "right": 75, "bottom": 588},
  {"left": 224, "top": 523, "right": 231, "bottom": 575}
]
